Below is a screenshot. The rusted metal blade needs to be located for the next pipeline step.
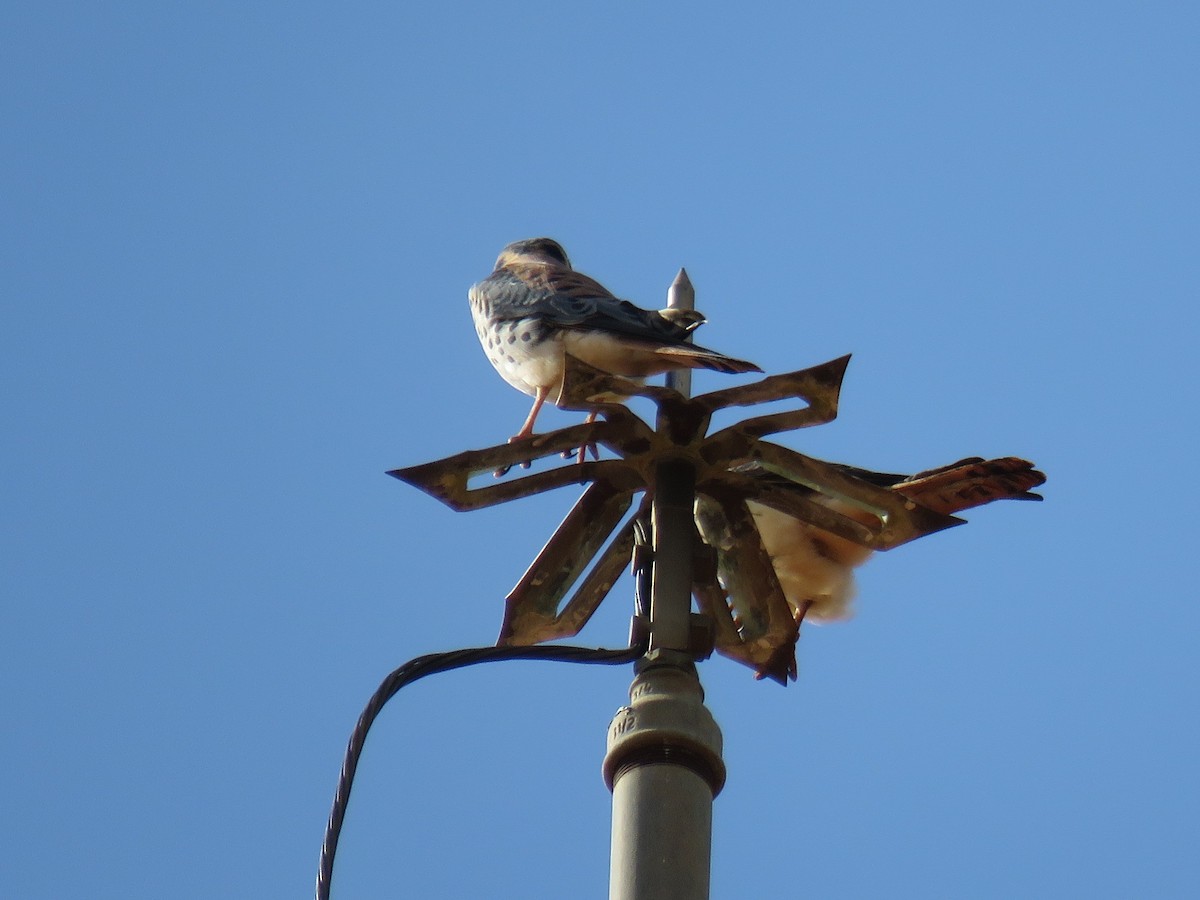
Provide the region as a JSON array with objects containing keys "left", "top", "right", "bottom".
[
  {"left": 387, "top": 421, "right": 644, "bottom": 511},
  {"left": 559, "top": 354, "right": 710, "bottom": 445},
  {"left": 694, "top": 354, "right": 850, "bottom": 417},
  {"left": 716, "top": 442, "right": 964, "bottom": 550},
  {"left": 498, "top": 487, "right": 643, "bottom": 646},
  {"left": 692, "top": 488, "right": 800, "bottom": 684},
  {"left": 697, "top": 355, "right": 851, "bottom": 458},
  {"left": 545, "top": 515, "right": 639, "bottom": 638},
  {"left": 557, "top": 354, "right": 683, "bottom": 411}
]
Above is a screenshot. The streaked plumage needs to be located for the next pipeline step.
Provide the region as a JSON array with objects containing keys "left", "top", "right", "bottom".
[
  {"left": 695, "top": 457, "right": 1046, "bottom": 623},
  {"left": 469, "top": 238, "right": 761, "bottom": 439}
]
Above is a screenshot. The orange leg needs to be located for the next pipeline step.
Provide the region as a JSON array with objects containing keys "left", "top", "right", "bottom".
[
  {"left": 576, "top": 410, "right": 599, "bottom": 464},
  {"left": 494, "top": 386, "right": 551, "bottom": 478},
  {"left": 511, "top": 386, "right": 550, "bottom": 442}
]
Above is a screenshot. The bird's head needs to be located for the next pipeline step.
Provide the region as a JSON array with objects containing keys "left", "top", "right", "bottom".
[{"left": 494, "top": 237, "right": 571, "bottom": 270}]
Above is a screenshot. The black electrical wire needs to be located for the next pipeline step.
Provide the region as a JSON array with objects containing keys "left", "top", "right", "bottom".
[{"left": 315, "top": 639, "right": 648, "bottom": 900}]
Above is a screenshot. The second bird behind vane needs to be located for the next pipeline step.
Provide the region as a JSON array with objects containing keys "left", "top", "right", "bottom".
[{"left": 469, "top": 238, "right": 761, "bottom": 441}]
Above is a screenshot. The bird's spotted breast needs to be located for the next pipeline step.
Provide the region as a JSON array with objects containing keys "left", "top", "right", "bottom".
[{"left": 470, "top": 298, "right": 562, "bottom": 397}]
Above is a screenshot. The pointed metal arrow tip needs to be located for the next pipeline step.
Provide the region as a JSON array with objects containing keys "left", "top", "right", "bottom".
[
  {"left": 668, "top": 267, "right": 695, "bottom": 316},
  {"left": 670, "top": 269, "right": 694, "bottom": 307}
]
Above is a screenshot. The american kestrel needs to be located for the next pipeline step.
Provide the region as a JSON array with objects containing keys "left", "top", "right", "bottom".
[
  {"left": 695, "top": 456, "right": 1046, "bottom": 624},
  {"left": 469, "top": 238, "right": 761, "bottom": 441}
]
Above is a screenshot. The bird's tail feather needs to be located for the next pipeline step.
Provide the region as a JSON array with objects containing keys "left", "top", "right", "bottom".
[
  {"left": 894, "top": 457, "right": 1045, "bottom": 515},
  {"left": 653, "top": 343, "right": 763, "bottom": 375}
]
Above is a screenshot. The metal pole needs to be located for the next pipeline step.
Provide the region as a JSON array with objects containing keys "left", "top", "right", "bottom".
[{"left": 604, "top": 269, "right": 725, "bottom": 900}]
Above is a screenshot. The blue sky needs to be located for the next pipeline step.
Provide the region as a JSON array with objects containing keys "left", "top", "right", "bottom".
[{"left": 3, "top": 2, "right": 1197, "bottom": 897}]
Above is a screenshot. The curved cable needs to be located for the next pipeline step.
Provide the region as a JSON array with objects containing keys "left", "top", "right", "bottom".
[{"left": 315, "top": 640, "right": 646, "bottom": 900}]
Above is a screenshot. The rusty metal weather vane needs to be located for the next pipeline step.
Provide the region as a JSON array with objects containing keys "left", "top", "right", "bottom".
[
  {"left": 391, "top": 242, "right": 1045, "bottom": 685},
  {"left": 390, "top": 350, "right": 1039, "bottom": 683}
]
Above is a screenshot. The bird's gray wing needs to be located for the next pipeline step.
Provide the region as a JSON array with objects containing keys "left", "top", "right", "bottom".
[{"left": 474, "top": 266, "right": 697, "bottom": 345}]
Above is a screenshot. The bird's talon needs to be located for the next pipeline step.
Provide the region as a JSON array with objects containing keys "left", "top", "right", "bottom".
[{"left": 573, "top": 441, "right": 599, "bottom": 465}]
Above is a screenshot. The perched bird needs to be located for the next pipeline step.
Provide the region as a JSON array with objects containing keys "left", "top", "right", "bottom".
[
  {"left": 469, "top": 238, "right": 761, "bottom": 440},
  {"left": 695, "top": 456, "right": 1046, "bottom": 624}
]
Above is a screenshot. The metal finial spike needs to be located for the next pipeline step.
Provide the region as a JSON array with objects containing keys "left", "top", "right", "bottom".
[
  {"left": 666, "top": 268, "right": 695, "bottom": 399},
  {"left": 670, "top": 267, "right": 694, "bottom": 304}
]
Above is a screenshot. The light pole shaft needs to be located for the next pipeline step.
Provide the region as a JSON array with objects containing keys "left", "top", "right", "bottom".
[
  {"left": 609, "top": 767, "right": 713, "bottom": 897},
  {"left": 605, "top": 268, "right": 724, "bottom": 900},
  {"left": 649, "top": 459, "right": 697, "bottom": 653},
  {"left": 606, "top": 664, "right": 720, "bottom": 900}
]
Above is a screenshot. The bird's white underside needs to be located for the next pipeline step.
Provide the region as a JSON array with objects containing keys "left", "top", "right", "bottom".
[{"left": 473, "top": 316, "right": 656, "bottom": 400}]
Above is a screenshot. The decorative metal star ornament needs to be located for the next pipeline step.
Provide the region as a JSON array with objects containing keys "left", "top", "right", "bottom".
[{"left": 390, "top": 350, "right": 1046, "bottom": 684}]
